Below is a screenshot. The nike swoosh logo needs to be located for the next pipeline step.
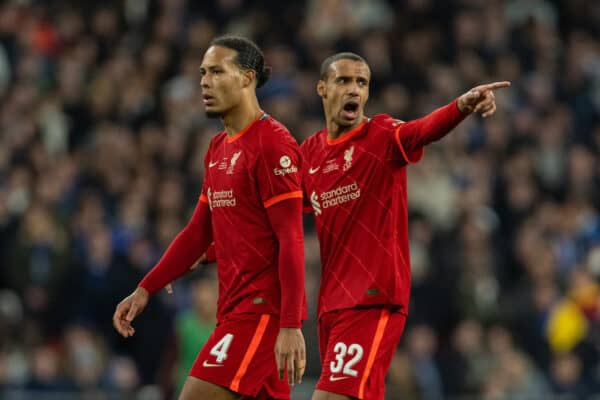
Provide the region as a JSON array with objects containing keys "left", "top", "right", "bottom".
[
  {"left": 208, "top": 161, "right": 219, "bottom": 168},
  {"left": 329, "top": 375, "right": 350, "bottom": 382},
  {"left": 202, "top": 361, "right": 224, "bottom": 367},
  {"left": 308, "top": 167, "right": 320, "bottom": 174}
]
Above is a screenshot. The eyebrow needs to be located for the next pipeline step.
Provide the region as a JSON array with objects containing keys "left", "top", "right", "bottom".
[
  {"left": 334, "top": 75, "right": 369, "bottom": 81},
  {"left": 199, "top": 64, "right": 223, "bottom": 71}
]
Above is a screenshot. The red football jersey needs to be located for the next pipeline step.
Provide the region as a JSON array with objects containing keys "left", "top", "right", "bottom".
[
  {"left": 199, "top": 113, "right": 306, "bottom": 323},
  {"left": 300, "top": 114, "right": 425, "bottom": 318}
]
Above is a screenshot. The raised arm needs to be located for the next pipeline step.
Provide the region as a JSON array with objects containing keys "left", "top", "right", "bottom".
[{"left": 394, "top": 81, "right": 510, "bottom": 162}]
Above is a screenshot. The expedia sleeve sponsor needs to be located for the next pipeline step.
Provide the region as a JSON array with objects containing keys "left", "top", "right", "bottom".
[{"left": 273, "top": 155, "right": 298, "bottom": 176}]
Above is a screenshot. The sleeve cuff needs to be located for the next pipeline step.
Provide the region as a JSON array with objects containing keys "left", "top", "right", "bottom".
[
  {"left": 279, "top": 321, "right": 303, "bottom": 328},
  {"left": 263, "top": 191, "right": 303, "bottom": 208}
]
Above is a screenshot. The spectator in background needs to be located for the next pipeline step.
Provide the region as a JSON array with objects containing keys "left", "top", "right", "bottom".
[
  {"left": 173, "top": 271, "right": 217, "bottom": 391},
  {"left": 0, "top": 0, "right": 599, "bottom": 398}
]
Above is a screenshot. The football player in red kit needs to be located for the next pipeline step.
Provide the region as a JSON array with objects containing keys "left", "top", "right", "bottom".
[
  {"left": 113, "top": 36, "right": 307, "bottom": 400},
  {"left": 301, "top": 52, "right": 509, "bottom": 400}
]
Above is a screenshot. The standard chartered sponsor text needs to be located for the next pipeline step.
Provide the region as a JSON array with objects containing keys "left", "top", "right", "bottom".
[
  {"left": 320, "top": 182, "right": 361, "bottom": 208},
  {"left": 212, "top": 189, "right": 236, "bottom": 207}
]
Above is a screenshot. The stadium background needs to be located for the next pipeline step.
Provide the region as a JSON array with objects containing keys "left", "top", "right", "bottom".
[{"left": 1, "top": 0, "right": 600, "bottom": 399}]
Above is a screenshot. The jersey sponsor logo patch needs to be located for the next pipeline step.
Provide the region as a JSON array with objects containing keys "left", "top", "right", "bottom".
[
  {"left": 207, "top": 188, "right": 237, "bottom": 209},
  {"left": 279, "top": 155, "right": 292, "bottom": 168},
  {"left": 202, "top": 360, "right": 225, "bottom": 368},
  {"left": 308, "top": 166, "right": 320, "bottom": 174},
  {"left": 311, "top": 191, "right": 321, "bottom": 216},
  {"left": 273, "top": 155, "right": 298, "bottom": 176},
  {"left": 311, "top": 182, "right": 361, "bottom": 215},
  {"left": 208, "top": 160, "right": 219, "bottom": 168}
]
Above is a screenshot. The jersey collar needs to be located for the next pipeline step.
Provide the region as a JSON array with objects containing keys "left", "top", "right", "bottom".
[
  {"left": 226, "top": 112, "right": 268, "bottom": 143},
  {"left": 326, "top": 117, "right": 369, "bottom": 146}
]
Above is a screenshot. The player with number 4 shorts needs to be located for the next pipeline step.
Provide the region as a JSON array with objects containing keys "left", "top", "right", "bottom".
[
  {"left": 301, "top": 52, "right": 510, "bottom": 400},
  {"left": 113, "top": 36, "right": 307, "bottom": 400}
]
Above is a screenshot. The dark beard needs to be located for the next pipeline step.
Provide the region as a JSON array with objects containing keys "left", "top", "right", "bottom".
[{"left": 205, "top": 110, "right": 222, "bottom": 119}]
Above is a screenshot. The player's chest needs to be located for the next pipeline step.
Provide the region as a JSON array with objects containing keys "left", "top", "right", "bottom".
[
  {"left": 304, "top": 142, "right": 386, "bottom": 217},
  {"left": 206, "top": 146, "right": 255, "bottom": 193},
  {"left": 304, "top": 141, "right": 384, "bottom": 192}
]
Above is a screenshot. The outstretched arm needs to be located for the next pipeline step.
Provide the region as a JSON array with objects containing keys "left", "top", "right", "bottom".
[{"left": 395, "top": 81, "right": 510, "bottom": 161}]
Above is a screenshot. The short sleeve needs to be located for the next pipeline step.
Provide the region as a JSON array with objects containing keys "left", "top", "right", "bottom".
[
  {"left": 392, "top": 122, "right": 425, "bottom": 165},
  {"left": 371, "top": 114, "right": 424, "bottom": 166},
  {"left": 256, "top": 136, "right": 303, "bottom": 209}
]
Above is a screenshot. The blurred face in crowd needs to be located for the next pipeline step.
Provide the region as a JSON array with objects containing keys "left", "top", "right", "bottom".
[
  {"left": 317, "top": 59, "right": 370, "bottom": 130},
  {"left": 199, "top": 45, "right": 254, "bottom": 118}
]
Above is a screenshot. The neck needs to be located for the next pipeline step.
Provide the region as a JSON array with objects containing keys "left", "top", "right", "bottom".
[
  {"left": 326, "top": 115, "right": 364, "bottom": 141},
  {"left": 222, "top": 95, "right": 262, "bottom": 137}
]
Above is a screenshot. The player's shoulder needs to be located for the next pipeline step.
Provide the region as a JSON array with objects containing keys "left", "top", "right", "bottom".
[
  {"left": 299, "top": 128, "right": 325, "bottom": 154},
  {"left": 253, "top": 115, "right": 301, "bottom": 159},
  {"left": 257, "top": 115, "right": 298, "bottom": 146},
  {"left": 207, "top": 131, "right": 227, "bottom": 150},
  {"left": 368, "top": 114, "right": 405, "bottom": 132}
]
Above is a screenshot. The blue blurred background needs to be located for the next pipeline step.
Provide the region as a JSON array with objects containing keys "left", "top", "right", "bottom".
[{"left": 1, "top": 0, "right": 600, "bottom": 399}]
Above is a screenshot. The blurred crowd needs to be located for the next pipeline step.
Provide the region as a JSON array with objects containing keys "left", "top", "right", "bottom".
[{"left": 1, "top": 0, "right": 600, "bottom": 399}]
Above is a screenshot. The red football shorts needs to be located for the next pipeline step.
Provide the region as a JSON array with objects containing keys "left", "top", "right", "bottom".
[
  {"left": 316, "top": 306, "right": 407, "bottom": 400},
  {"left": 190, "top": 314, "right": 290, "bottom": 400}
]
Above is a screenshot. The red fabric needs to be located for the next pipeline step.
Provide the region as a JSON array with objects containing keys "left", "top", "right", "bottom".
[
  {"left": 266, "top": 198, "right": 305, "bottom": 328},
  {"left": 316, "top": 307, "right": 406, "bottom": 400},
  {"left": 301, "top": 103, "right": 465, "bottom": 318},
  {"left": 190, "top": 314, "right": 290, "bottom": 399},
  {"left": 393, "top": 99, "right": 466, "bottom": 163},
  {"left": 204, "top": 242, "right": 216, "bottom": 264},
  {"left": 139, "top": 200, "right": 212, "bottom": 294},
  {"left": 201, "top": 115, "right": 307, "bottom": 323}
]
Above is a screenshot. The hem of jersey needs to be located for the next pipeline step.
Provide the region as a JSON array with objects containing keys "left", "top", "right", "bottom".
[
  {"left": 263, "top": 191, "right": 303, "bottom": 208},
  {"left": 279, "top": 321, "right": 303, "bottom": 328},
  {"left": 317, "top": 304, "right": 407, "bottom": 321},
  {"left": 326, "top": 119, "right": 368, "bottom": 145},
  {"left": 226, "top": 112, "right": 267, "bottom": 143},
  {"left": 315, "top": 382, "right": 362, "bottom": 400},
  {"left": 393, "top": 125, "right": 424, "bottom": 164}
]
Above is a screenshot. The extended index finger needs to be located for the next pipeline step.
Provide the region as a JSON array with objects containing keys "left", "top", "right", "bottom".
[{"left": 478, "top": 81, "right": 511, "bottom": 92}]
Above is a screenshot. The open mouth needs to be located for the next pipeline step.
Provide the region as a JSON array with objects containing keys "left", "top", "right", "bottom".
[
  {"left": 202, "top": 94, "right": 216, "bottom": 105},
  {"left": 342, "top": 100, "right": 359, "bottom": 119}
]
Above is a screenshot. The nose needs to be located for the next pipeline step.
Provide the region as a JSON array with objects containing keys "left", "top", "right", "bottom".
[
  {"left": 200, "top": 74, "right": 210, "bottom": 89},
  {"left": 347, "top": 81, "right": 360, "bottom": 97}
]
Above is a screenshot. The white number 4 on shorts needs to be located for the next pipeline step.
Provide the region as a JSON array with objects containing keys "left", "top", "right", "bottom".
[{"left": 210, "top": 333, "right": 234, "bottom": 363}]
